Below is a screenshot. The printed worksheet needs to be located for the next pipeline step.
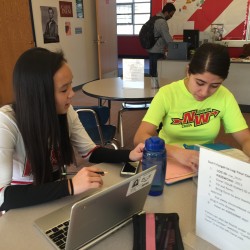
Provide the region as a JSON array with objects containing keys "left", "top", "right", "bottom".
[
  {"left": 122, "top": 59, "right": 144, "bottom": 88},
  {"left": 196, "top": 147, "right": 250, "bottom": 250}
]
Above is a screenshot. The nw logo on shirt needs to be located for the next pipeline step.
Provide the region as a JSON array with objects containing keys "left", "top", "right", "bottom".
[{"left": 171, "top": 109, "right": 220, "bottom": 127}]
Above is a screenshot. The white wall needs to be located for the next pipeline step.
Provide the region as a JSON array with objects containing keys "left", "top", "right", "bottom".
[{"left": 30, "top": 0, "right": 99, "bottom": 87}]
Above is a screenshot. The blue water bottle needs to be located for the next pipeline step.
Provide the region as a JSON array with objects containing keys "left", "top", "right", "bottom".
[{"left": 142, "top": 136, "right": 166, "bottom": 196}]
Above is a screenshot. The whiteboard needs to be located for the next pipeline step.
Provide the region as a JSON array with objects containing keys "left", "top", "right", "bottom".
[{"left": 30, "top": 0, "right": 99, "bottom": 87}]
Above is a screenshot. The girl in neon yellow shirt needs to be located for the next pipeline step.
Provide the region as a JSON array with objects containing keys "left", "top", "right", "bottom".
[{"left": 134, "top": 43, "right": 250, "bottom": 170}]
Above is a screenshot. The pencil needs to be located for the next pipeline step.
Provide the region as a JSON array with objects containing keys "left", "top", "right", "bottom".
[{"left": 94, "top": 171, "right": 108, "bottom": 175}]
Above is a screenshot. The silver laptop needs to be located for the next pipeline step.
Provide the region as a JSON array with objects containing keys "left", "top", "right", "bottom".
[{"left": 34, "top": 166, "right": 156, "bottom": 250}]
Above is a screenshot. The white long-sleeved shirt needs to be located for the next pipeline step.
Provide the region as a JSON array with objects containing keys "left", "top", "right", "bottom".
[{"left": 0, "top": 105, "right": 96, "bottom": 208}]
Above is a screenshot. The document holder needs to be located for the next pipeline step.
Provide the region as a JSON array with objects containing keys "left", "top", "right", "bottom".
[{"left": 132, "top": 213, "right": 184, "bottom": 250}]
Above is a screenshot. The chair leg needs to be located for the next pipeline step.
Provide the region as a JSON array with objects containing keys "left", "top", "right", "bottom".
[
  {"left": 111, "top": 142, "right": 118, "bottom": 150},
  {"left": 117, "top": 110, "right": 121, "bottom": 132},
  {"left": 104, "top": 139, "right": 119, "bottom": 150},
  {"left": 119, "top": 110, "right": 125, "bottom": 148},
  {"left": 112, "top": 137, "right": 120, "bottom": 149}
]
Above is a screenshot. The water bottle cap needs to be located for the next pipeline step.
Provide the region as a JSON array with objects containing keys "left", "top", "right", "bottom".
[{"left": 145, "top": 136, "right": 165, "bottom": 151}]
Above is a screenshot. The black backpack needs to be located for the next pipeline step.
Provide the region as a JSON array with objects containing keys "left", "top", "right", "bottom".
[{"left": 139, "top": 16, "right": 164, "bottom": 49}]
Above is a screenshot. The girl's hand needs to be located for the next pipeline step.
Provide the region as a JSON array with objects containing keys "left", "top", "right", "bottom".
[
  {"left": 173, "top": 147, "right": 199, "bottom": 171},
  {"left": 129, "top": 143, "right": 145, "bottom": 162},
  {"left": 166, "top": 144, "right": 199, "bottom": 171},
  {"left": 71, "top": 166, "right": 104, "bottom": 195}
]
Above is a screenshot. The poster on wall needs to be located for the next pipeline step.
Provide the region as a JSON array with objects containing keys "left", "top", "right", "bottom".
[
  {"left": 211, "top": 24, "right": 224, "bottom": 41},
  {"left": 76, "top": 0, "right": 84, "bottom": 18},
  {"left": 41, "top": 6, "right": 60, "bottom": 43},
  {"left": 65, "top": 22, "right": 71, "bottom": 36},
  {"left": 59, "top": 1, "right": 73, "bottom": 17}
]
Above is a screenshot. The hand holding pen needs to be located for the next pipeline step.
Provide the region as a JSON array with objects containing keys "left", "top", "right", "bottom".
[
  {"left": 170, "top": 145, "right": 199, "bottom": 171},
  {"left": 94, "top": 171, "right": 108, "bottom": 176},
  {"left": 70, "top": 166, "right": 106, "bottom": 195},
  {"left": 182, "top": 145, "right": 199, "bottom": 171}
]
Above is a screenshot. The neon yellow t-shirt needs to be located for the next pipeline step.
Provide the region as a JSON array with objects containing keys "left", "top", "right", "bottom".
[{"left": 143, "top": 79, "right": 248, "bottom": 145}]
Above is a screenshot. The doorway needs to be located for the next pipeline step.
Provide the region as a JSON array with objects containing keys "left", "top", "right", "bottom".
[
  {"left": 0, "top": 0, "right": 34, "bottom": 105},
  {"left": 96, "top": 0, "right": 118, "bottom": 79}
]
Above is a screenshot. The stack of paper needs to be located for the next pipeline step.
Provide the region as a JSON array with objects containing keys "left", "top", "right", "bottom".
[{"left": 165, "top": 158, "right": 197, "bottom": 185}]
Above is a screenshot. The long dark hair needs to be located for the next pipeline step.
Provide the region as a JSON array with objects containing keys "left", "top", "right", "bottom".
[
  {"left": 12, "top": 47, "right": 73, "bottom": 184},
  {"left": 188, "top": 43, "right": 230, "bottom": 80}
]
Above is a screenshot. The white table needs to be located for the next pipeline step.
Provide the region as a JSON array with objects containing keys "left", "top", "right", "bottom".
[
  {"left": 0, "top": 163, "right": 218, "bottom": 250},
  {"left": 82, "top": 77, "right": 159, "bottom": 105}
]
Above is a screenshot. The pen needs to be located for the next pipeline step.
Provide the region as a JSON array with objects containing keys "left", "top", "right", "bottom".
[
  {"left": 94, "top": 171, "right": 108, "bottom": 175},
  {"left": 183, "top": 144, "right": 199, "bottom": 151}
]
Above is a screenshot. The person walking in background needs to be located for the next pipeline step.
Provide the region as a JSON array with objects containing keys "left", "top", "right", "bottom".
[
  {"left": 134, "top": 43, "right": 250, "bottom": 170},
  {"left": 148, "top": 3, "right": 176, "bottom": 78},
  {"left": 44, "top": 7, "right": 59, "bottom": 43},
  {"left": 0, "top": 48, "right": 144, "bottom": 212}
]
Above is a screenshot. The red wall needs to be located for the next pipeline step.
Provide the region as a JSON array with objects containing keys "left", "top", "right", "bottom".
[
  {"left": 117, "top": 36, "right": 147, "bottom": 58},
  {"left": 229, "top": 47, "right": 244, "bottom": 58},
  {"left": 117, "top": 1, "right": 244, "bottom": 58}
]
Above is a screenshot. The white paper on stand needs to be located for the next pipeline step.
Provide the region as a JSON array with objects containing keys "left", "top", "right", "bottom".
[
  {"left": 122, "top": 59, "right": 144, "bottom": 89},
  {"left": 196, "top": 147, "right": 250, "bottom": 250}
]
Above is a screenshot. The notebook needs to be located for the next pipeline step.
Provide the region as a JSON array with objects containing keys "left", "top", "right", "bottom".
[
  {"left": 34, "top": 166, "right": 157, "bottom": 250},
  {"left": 165, "top": 143, "right": 235, "bottom": 185},
  {"left": 165, "top": 157, "right": 197, "bottom": 185}
]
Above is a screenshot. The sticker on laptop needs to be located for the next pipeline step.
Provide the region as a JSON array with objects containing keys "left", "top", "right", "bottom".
[{"left": 126, "top": 169, "right": 156, "bottom": 196}]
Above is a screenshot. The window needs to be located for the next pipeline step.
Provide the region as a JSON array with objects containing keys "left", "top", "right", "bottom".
[{"left": 116, "top": 0, "right": 151, "bottom": 35}]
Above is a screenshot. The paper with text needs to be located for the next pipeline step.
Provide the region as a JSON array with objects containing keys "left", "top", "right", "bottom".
[
  {"left": 122, "top": 59, "right": 144, "bottom": 89},
  {"left": 196, "top": 147, "right": 250, "bottom": 250}
]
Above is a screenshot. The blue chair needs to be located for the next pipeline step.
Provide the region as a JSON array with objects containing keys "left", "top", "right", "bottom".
[{"left": 74, "top": 106, "right": 119, "bottom": 149}]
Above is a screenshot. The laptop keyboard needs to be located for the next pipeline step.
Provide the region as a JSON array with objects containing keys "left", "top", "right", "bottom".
[{"left": 46, "top": 220, "right": 69, "bottom": 249}]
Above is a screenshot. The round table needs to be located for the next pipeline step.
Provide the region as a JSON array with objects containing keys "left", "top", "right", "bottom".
[{"left": 82, "top": 77, "right": 159, "bottom": 105}]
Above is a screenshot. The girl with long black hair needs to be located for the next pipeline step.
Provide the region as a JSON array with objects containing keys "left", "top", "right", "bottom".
[{"left": 0, "top": 48, "right": 144, "bottom": 211}]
